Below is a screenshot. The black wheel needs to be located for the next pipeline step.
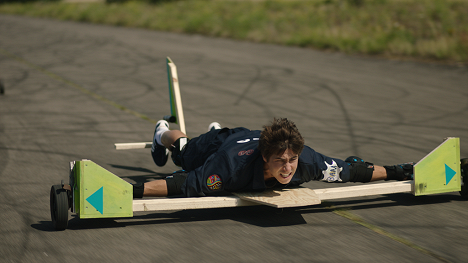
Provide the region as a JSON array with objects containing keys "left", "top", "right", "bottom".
[
  {"left": 50, "top": 185, "right": 69, "bottom": 230},
  {"left": 0, "top": 80, "right": 4, "bottom": 95},
  {"left": 460, "top": 158, "right": 468, "bottom": 199}
]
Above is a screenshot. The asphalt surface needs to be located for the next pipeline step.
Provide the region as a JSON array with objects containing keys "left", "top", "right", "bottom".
[{"left": 1, "top": 14, "right": 468, "bottom": 263}]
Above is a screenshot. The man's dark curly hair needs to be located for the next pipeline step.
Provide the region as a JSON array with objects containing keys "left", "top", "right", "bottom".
[{"left": 258, "top": 118, "right": 304, "bottom": 161}]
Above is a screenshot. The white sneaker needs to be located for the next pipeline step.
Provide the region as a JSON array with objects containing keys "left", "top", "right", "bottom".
[
  {"left": 155, "top": 120, "right": 170, "bottom": 132},
  {"left": 208, "top": 122, "right": 222, "bottom": 131},
  {"left": 151, "top": 120, "right": 170, "bottom": 167}
]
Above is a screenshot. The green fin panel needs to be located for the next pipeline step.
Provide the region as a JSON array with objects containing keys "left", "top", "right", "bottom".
[
  {"left": 414, "top": 137, "right": 461, "bottom": 196},
  {"left": 75, "top": 160, "right": 133, "bottom": 219}
]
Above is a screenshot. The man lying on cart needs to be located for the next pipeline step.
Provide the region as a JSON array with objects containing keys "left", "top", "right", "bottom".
[{"left": 132, "top": 118, "right": 414, "bottom": 198}]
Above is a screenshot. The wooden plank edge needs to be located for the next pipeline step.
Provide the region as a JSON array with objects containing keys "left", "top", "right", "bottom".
[
  {"left": 115, "top": 142, "right": 152, "bottom": 150},
  {"left": 315, "top": 181, "right": 413, "bottom": 201},
  {"left": 133, "top": 196, "right": 260, "bottom": 212},
  {"left": 233, "top": 188, "right": 321, "bottom": 208},
  {"left": 132, "top": 181, "right": 414, "bottom": 212},
  {"left": 168, "top": 62, "right": 186, "bottom": 135}
]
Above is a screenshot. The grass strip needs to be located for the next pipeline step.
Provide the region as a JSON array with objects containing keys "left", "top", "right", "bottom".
[{"left": 0, "top": 0, "right": 467, "bottom": 64}]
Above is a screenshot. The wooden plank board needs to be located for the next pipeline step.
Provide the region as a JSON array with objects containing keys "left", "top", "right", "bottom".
[
  {"left": 133, "top": 196, "right": 259, "bottom": 212},
  {"left": 132, "top": 181, "right": 414, "bottom": 212},
  {"left": 315, "top": 181, "right": 412, "bottom": 201},
  {"left": 233, "top": 187, "right": 321, "bottom": 208},
  {"left": 114, "top": 142, "right": 152, "bottom": 150},
  {"left": 166, "top": 57, "right": 186, "bottom": 135}
]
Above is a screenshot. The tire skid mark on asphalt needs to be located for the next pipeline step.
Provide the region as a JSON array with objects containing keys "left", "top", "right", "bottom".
[
  {"left": 322, "top": 202, "right": 450, "bottom": 263},
  {"left": 319, "top": 83, "right": 359, "bottom": 156},
  {"left": 0, "top": 47, "right": 158, "bottom": 125}
]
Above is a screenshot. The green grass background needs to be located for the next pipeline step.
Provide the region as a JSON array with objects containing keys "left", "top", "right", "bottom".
[{"left": 1, "top": 0, "right": 467, "bottom": 64}]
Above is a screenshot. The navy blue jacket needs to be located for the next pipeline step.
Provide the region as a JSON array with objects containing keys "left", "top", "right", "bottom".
[{"left": 181, "top": 129, "right": 350, "bottom": 197}]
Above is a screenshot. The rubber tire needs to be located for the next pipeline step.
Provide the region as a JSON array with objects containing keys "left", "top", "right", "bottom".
[
  {"left": 460, "top": 158, "right": 468, "bottom": 199},
  {"left": 50, "top": 185, "right": 69, "bottom": 230}
]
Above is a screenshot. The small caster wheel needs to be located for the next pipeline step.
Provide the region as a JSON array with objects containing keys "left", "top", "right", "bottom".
[
  {"left": 50, "top": 185, "right": 69, "bottom": 230},
  {"left": 459, "top": 158, "right": 468, "bottom": 199},
  {"left": 0, "top": 80, "right": 4, "bottom": 95}
]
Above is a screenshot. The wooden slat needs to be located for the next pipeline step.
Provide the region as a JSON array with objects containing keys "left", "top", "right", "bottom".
[
  {"left": 115, "top": 142, "right": 152, "bottom": 150},
  {"left": 133, "top": 196, "right": 259, "bottom": 212},
  {"left": 132, "top": 181, "right": 414, "bottom": 212},
  {"left": 315, "top": 181, "right": 413, "bottom": 201},
  {"left": 233, "top": 187, "right": 320, "bottom": 208},
  {"left": 167, "top": 58, "right": 186, "bottom": 135}
]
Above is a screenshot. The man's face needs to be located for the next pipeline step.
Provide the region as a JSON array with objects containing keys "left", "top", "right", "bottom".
[{"left": 263, "top": 149, "right": 299, "bottom": 184}]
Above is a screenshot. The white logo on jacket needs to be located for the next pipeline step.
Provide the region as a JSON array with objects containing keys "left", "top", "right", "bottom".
[
  {"left": 237, "top": 138, "right": 259, "bottom": 143},
  {"left": 321, "top": 160, "right": 343, "bottom": 182}
]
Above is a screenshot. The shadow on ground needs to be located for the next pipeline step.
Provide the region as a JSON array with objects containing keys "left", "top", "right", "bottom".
[{"left": 32, "top": 192, "right": 465, "bottom": 232}]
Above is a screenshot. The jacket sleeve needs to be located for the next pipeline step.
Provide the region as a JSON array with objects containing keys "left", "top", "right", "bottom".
[{"left": 289, "top": 146, "right": 351, "bottom": 186}]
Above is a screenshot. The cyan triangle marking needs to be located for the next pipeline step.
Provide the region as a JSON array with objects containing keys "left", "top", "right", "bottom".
[
  {"left": 445, "top": 164, "right": 456, "bottom": 185},
  {"left": 86, "top": 186, "right": 103, "bottom": 214}
]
